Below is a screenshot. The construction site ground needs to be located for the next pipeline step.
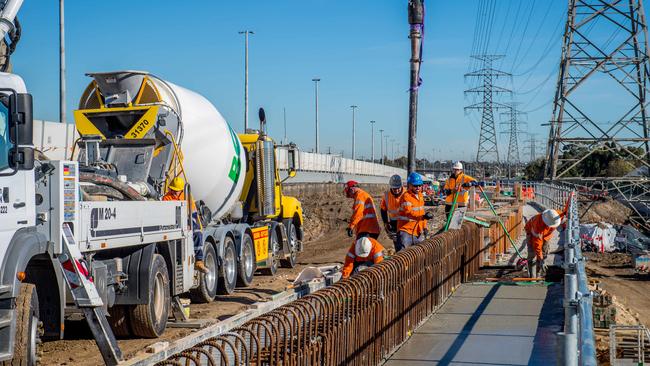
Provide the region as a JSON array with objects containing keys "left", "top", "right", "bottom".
[{"left": 40, "top": 185, "right": 448, "bottom": 365}]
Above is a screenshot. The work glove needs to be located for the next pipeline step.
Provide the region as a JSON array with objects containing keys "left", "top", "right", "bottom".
[
  {"left": 423, "top": 228, "right": 429, "bottom": 238},
  {"left": 346, "top": 227, "right": 354, "bottom": 237},
  {"left": 461, "top": 182, "right": 471, "bottom": 188},
  {"left": 444, "top": 189, "right": 452, "bottom": 196},
  {"left": 478, "top": 181, "right": 486, "bottom": 187},
  {"left": 424, "top": 211, "right": 434, "bottom": 220}
]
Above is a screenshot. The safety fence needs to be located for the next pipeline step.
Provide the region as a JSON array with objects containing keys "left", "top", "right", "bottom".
[
  {"left": 533, "top": 183, "right": 597, "bottom": 366},
  {"left": 155, "top": 222, "right": 503, "bottom": 365},
  {"left": 276, "top": 147, "right": 407, "bottom": 178},
  {"left": 482, "top": 205, "right": 524, "bottom": 266}
]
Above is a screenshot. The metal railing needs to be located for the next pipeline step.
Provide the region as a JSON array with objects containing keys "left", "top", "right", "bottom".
[
  {"left": 533, "top": 182, "right": 597, "bottom": 366},
  {"left": 610, "top": 324, "right": 650, "bottom": 364}
]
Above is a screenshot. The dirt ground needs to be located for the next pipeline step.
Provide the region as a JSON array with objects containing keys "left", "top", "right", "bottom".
[
  {"left": 581, "top": 198, "right": 632, "bottom": 225},
  {"left": 584, "top": 252, "right": 650, "bottom": 364},
  {"left": 40, "top": 185, "right": 446, "bottom": 365}
]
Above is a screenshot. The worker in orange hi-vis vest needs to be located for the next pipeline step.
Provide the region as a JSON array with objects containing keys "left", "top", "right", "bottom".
[
  {"left": 380, "top": 174, "right": 404, "bottom": 250},
  {"left": 524, "top": 208, "right": 566, "bottom": 278},
  {"left": 343, "top": 180, "right": 381, "bottom": 240},
  {"left": 396, "top": 173, "right": 433, "bottom": 251},
  {"left": 442, "top": 161, "right": 478, "bottom": 218},
  {"left": 341, "top": 237, "right": 385, "bottom": 279}
]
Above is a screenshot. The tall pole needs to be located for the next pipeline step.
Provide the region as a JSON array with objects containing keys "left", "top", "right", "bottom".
[
  {"left": 239, "top": 31, "right": 254, "bottom": 131},
  {"left": 350, "top": 105, "right": 358, "bottom": 160},
  {"left": 283, "top": 107, "right": 287, "bottom": 144},
  {"left": 379, "top": 129, "right": 385, "bottom": 164},
  {"left": 60, "top": 0, "right": 68, "bottom": 157},
  {"left": 391, "top": 139, "right": 395, "bottom": 161},
  {"left": 407, "top": 0, "right": 424, "bottom": 174},
  {"left": 312, "top": 78, "right": 321, "bottom": 153},
  {"left": 370, "top": 120, "right": 376, "bottom": 163}
]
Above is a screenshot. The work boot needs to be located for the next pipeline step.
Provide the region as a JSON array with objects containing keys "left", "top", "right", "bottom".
[{"left": 195, "top": 260, "right": 210, "bottom": 274}]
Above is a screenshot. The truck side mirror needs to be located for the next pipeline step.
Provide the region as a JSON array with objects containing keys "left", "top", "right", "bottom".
[
  {"left": 281, "top": 145, "right": 298, "bottom": 183},
  {"left": 9, "top": 93, "right": 34, "bottom": 170}
]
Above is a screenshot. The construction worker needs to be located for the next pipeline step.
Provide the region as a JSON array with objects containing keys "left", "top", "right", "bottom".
[
  {"left": 341, "top": 237, "right": 385, "bottom": 279},
  {"left": 443, "top": 162, "right": 479, "bottom": 218},
  {"left": 344, "top": 180, "right": 382, "bottom": 239},
  {"left": 524, "top": 209, "right": 564, "bottom": 278},
  {"left": 380, "top": 174, "right": 404, "bottom": 249},
  {"left": 396, "top": 172, "right": 433, "bottom": 251},
  {"left": 163, "top": 177, "right": 210, "bottom": 274}
]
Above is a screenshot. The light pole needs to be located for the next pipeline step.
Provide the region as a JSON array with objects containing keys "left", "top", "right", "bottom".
[
  {"left": 239, "top": 30, "right": 254, "bottom": 131},
  {"left": 391, "top": 139, "right": 395, "bottom": 161},
  {"left": 60, "top": 0, "right": 68, "bottom": 157},
  {"left": 312, "top": 78, "right": 321, "bottom": 153},
  {"left": 350, "top": 105, "right": 358, "bottom": 160},
  {"left": 370, "top": 120, "right": 376, "bottom": 163},
  {"left": 283, "top": 107, "right": 287, "bottom": 144},
  {"left": 379, "top": 129, "right": 385, "bottom": 164}
]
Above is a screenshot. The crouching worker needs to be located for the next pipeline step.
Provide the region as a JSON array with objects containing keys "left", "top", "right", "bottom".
[
  {"left": 524, "top": 209, "right": 564, "bottom": 278},
  {"left": 341, "top": 237, "right": 385, "bottom": 279},
  {"left": 163, "top": 177, "right": 210, "bottom": 274}
]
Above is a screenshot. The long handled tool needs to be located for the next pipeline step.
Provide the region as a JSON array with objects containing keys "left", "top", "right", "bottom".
[
  {"left": 443, "top": 188, "right": 461, "bottom": 232},
  {"left": 477, "top": 185, "right": 527, "bottom": 269}
]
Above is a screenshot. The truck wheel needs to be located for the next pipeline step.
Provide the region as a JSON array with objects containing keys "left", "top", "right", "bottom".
[
  {"left": 129, "top": 254, "right": 169, "bottom": 338},
  {"left": 262, "top": 229, "right": 280, "bottom": 276},
  {"left": 189, "top": 243, "right": 218, "bottom": 303},
  {"left": 7, "top": 283, "right": 41, "bottom": 366},
  {"left": 108, "top": 305, "right": 132, "bottom": 337},
  {"left": 280, "top": 222, "right": 300, "bottom": 268},
  {"left": 237, "top": 232, "right": 256, "bottom": 287},
  {"left": 217, "top": 236, "right": 237, "bottom": 295}
]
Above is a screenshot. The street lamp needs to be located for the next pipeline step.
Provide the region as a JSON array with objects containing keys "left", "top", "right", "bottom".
[
  {"left": 239, "top": 30, "right": 254, "bottom": 131},
  {"left": 350, "top": 105, "right": 358, "bottom": 161},
  {"left": 312, "top": 78, "right": 321, "bottom": 153},
  {"left": 379, "top": 129, "right": 384, "bottom": 164},
  {"left": 370, "top": 120, "right": 376, "bottom": 163}
]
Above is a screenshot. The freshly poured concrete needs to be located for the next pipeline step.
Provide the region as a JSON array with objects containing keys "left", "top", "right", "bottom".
[{"left": 385, "top": 283, "right": 563, "bottom": 366}]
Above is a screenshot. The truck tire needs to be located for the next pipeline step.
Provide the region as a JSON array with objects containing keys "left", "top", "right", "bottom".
[
  {"left": 5, "top": 283, "right": 41, "bottom": 366},
  {"left": 280, "top": 221, "right": 299, "bottom": 268},
  {"left": 217, "top": 236, "right": 237, "bottom": 295},
  {"left": 129, "top": 254, "right": 169, "bottom": 338},
  {"left": 236, "top": 232, "right": 256, "bottom": 287},
  {"left": 108, "top": 305, "right": 132, "bottom": 337},
  {"left": 189, "top": 242, "right": 218, "bottom": 303},
  {"left": 262, "top": 229, "right": 280, "bottom": 276}
]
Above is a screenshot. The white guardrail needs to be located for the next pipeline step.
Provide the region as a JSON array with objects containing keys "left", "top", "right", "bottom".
[{"left": 276, "top": 147, "right": 406, "bottom": 178}]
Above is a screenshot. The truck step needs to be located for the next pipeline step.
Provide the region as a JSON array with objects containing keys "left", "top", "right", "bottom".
[
  {"left": 0, "top": 315, "right": 11, "bottom": 329},
  {"left": 0, "top": 285, "right": 11, "bottom": 295}
]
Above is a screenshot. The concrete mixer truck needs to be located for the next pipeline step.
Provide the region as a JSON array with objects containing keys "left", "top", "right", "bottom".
[{"left": 0, "top": 70, "right": 303, "bottom": 365}]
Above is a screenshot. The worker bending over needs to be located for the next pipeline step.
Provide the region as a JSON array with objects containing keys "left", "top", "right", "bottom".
[
  {"left": 443, "top": 161, "right": 478, "bottom": 217},
  {"left": 380, "top": 174, "right": 404, "bottom": 250},
  {"left": 163, "top": 177, "right": 210, "bottom": 274},
  {"left": 396, "top": 173, "right": 433, "bottom": 251},
  {"left": 344, "top": 180, "right": 381, "bottom": 239},
  {"left": 342, "top": 237, "right": 385, "bottom": 279},
  {"left": 524, "top": 209, "right": 564, "bottom": 278}
]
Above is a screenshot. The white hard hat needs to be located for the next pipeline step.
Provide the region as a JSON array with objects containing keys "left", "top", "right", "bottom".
[
  {"left": 355, "top": 237, "right": 373, "bottom": 257},
  {"left": 542, "top": 209, "right": 562, "bottom": 228},
  {"left": 389, "top": 174, "right": 403, "bottom": 189},
  {"left": 453, "top": 161, "right": 463, "bottom": 170}
]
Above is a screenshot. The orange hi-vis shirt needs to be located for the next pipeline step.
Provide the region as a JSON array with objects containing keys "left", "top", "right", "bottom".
[
  {"left": 397, "top": 190, "right": 426, "bottom": 236},
  {"left": 380, "top": 190, "right": 403, "bottom": 221},
  {"left": 524, "top": 212, "right": 564, "bottom": 259},
  {"left": 349, "top": 188, "right": 381, "bottom": 235},
  {"left": 341, "top": 238, "right": 385, "bottom": 278},
  {"left": 444, "top": 173, "right": 476, "bottom": 206}
]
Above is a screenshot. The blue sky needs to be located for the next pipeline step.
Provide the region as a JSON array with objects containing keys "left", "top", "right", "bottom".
[{"left": 12, "top": 0, "right": 568, "bottom": 162}]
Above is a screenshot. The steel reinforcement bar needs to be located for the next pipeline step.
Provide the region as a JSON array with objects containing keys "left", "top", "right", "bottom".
[{"left": 156, "top": 223, "right": 485, "bottom": 366}]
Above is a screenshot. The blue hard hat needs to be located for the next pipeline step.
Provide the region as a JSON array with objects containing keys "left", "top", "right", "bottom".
[{"left": 407, "top": 172, "right": 423, "bottom": 186}]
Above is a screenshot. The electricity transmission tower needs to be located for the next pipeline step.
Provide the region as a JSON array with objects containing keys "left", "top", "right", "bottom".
[
  {"left": 524, "top": 133, "right": 544, "bottom": 162},
  {"left": 545, "top": 0, "right": 650, "bottom": 230},
  {"left": 465, "top": 55, "right": 512, "bottom": 166},
  {"left": 500, "top": 103, "right": 527, "bottom": 166}
]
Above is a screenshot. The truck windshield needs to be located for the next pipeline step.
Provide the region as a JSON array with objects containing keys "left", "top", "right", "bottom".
[{"left": 0, "top": 101, "right": 11, "bottom": 171}]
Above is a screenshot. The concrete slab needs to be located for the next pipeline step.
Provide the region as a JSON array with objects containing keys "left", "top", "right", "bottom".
[{"left": 385, "top": 283, "right": 563, "bottom": 366}]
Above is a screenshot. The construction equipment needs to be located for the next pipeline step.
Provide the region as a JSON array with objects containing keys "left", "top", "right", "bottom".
[{"left": 0, "top": 68, "right": 304, "bottom": 364}]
